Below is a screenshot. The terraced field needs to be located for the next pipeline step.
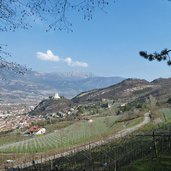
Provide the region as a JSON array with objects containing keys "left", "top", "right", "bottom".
[{"left": 0, "top": 115, "right": 126, "bottom": 153}]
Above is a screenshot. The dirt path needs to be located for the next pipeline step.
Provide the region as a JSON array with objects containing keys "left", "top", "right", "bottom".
[
  {"left": 113, "top": 112, "right": 150, "bottom": 139},
  {"left": 8, "top": 112, "right": 151, "bottom": 170}
]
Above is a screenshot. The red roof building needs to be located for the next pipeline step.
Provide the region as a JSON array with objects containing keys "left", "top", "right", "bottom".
[{"left": 28, "top": 125, "right": 41, "bottom": 134}]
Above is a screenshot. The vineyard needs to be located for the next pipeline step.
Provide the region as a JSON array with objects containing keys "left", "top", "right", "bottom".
[
  {"left": 160, "top": 108, "right": 171, "bottom": 122},
  {"left": 1, "top": 109, "right": 170, "bottom": 170},
  {"left": 20, "top": 125, "right": 171, "bottom": 171},
  {"left": 0, "top": 115, "right": 140, "bottom": 153}
]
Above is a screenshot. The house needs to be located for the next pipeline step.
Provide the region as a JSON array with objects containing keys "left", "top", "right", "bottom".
[
  {"left": 121, "top": 103, "right": 126, "bottom": 107},
  {"left": 28, "top": 125, "right": 40, "bottom": 134},
  {"left": 101, "top": 100, "right": 114, "bottom": 109},
  {"left": 35, "top": 128, "right": 46, "bottom": 135},
  {"left": 28, "top": 125, "right": 45, "bottom": 134},
  {"left": 58, "top": 111, "right": 66, "bottom": 118},
  {"left": 88, "top": 119, "right": 93, "bottom": 123}
]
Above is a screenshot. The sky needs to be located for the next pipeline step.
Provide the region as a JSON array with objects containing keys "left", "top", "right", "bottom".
[{"left": 1, "top": 0, "right": 171, "bottom": 81}]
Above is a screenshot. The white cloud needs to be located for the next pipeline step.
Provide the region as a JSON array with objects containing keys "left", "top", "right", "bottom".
[
  {"left": 74, "top": 61, "right": 88, "bottom": 67},
  {"left": 64, "top": 57, "right": 73, "bottom": 66},
  {"left": 36, "top": 50, "right": 88, "bottom": 68},
  {"left": 37, "top": 50, "right": 60, "bottom": 62},
  {"left": 64, "top": 57, "right": 88, "bottom": 68}
]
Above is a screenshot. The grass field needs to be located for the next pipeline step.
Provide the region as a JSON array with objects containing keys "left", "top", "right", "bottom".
[
  {"left": 160, "top": 108, "right": 171, "bottom": 122},
  {"left": 0, "top": 115, "right": 143, "bottom": 153}
]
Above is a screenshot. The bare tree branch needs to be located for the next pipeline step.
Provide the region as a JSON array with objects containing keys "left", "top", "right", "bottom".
[
  {"left": 0, "top": 0, "right": 112, "bottom": 32},
  {"left": 0, "top": 0, "right": 112, "bottom": 76},
  {"left": 139, "top": 49, "right": 171, "bottom": 65}
]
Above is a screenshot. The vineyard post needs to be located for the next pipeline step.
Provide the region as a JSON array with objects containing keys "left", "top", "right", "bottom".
[
  {"left": 161, "top": 134, "right": 164, "bottom": 152},
  {"left": 1, "top": 153, "right": 4, "bottom": 167},
  {"left": 41, "top": 154, "right": 43, "bottom": 165},
  {"left": 162, "top": 112, "right": 167, "bottom": 122},
  {"left": 45, "top": 151, "right": 47, "bottom": 163},
  {"left": 168, "top": 127, "right": 171, "bottom": 149},
  {"left": 140, "top": 141, "right": 143, "bottom": 158},
  {"left": 54, "top": 152, "right": 55, "bottom": 160},
  {"left": 152, "top": 130, "right": 158, "bottom": 158},
  {"left": 50, "top": 159, "right": 53, "bottom": 170},
  {"left": 114, "top": 160, "right": 117, "bottom": 171}
]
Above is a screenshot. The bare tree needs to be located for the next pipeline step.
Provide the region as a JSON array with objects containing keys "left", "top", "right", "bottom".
[
  {"left": 0, "top": 0, "right": 111, "bottom": 32},
  {"left": 0, "top": 0, "right": 111, "bottom": 75},
  {"left": 0, "top": 43, "right": 29, "bottom": 78}
]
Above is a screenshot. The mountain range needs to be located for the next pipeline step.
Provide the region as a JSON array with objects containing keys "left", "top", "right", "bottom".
[
  {"left": 0, "top": 69, "right": 124, "bottom": 104},
  {"left": 72, "top": 77, "right": 171, "bottom": 104}
]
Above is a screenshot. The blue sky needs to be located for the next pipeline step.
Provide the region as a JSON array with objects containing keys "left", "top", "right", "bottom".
[{"left": 1, "top": 0, "right": 171, "bottom": 80}]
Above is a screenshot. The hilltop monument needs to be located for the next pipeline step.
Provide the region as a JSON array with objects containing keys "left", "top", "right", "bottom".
[{"left": 53, "top": 93, "right": 60, "bottom": 100}]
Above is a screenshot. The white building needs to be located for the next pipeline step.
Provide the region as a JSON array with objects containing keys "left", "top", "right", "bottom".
[
  {"left": 35, "top": 128, "right": 46, "bottom": 135},
  {"left": 53, "top": 93, "right": 60, "bottom": 100}
]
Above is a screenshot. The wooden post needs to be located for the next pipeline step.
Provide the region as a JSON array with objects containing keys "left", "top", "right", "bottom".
[
  {"left": 41, "top": 154, "right": 42, "bottom": 164},
  {"left": 152, "top": 130, "right": 158, "bottom": 158},
  {"left": 114, "top": 160, "right": 117, "bottom": 171},
  {"left": 51, "top": 160, "right": 53, "bottom": 170},
  {"left": 162, "top": 112, "right": 167, "bottom": 122},
  {"left": 168, "top": 127, "right": 171, "bottom": 149}
]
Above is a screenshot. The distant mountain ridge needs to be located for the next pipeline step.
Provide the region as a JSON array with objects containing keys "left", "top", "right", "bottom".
[
  {"left": 72, "top": 77, "right": 171, "bottom": 104},
  {"left": 0, "top": 69, "right": 124, "bottom": 103},
  {"left": 29, "top": 77, "right": 171, "bottom": 116},
  {"left": 72, "top": 78, "right": 154, "bottom": 103}
]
